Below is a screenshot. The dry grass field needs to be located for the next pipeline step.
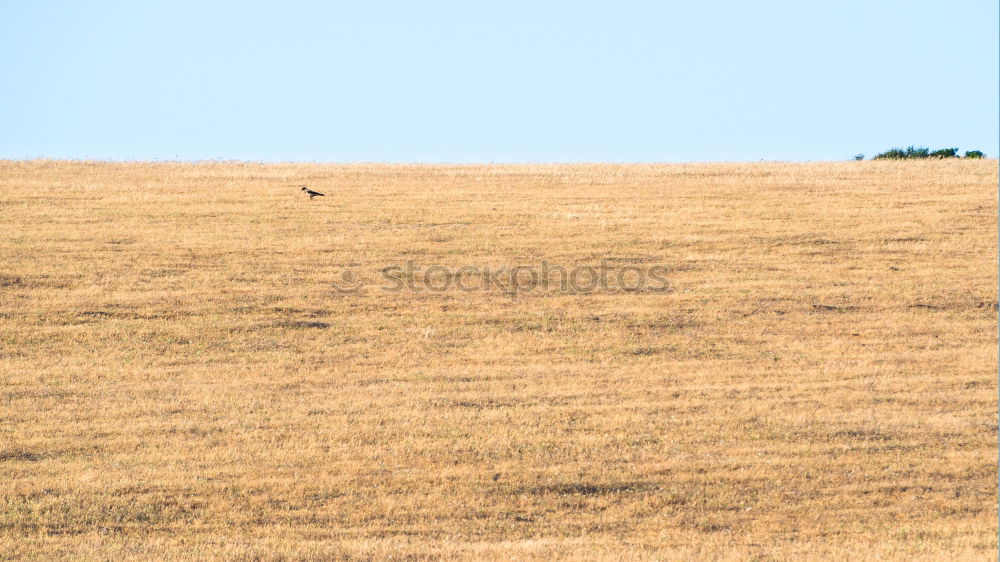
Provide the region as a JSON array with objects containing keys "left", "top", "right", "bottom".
[{"left": 0, "top": 159, "right": 997, "bottom": 560}]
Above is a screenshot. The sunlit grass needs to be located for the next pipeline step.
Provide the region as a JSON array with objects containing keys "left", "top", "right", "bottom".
[{"left": 0, "top": 159, "right": 996, "bottom": 560}]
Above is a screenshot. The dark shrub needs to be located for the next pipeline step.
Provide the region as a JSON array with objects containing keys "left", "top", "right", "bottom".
[
  {"left": 873, "top": 147, "right": 912, "bottom": 160},
  {"left": 929, "top": 148, "right": 958, "bottom": 158},
  {"left": 872, "top": 146, "right": 968, "bottom": 160},
  {"left": 964, "top": 150, "right": 985, "bottom": 159}
]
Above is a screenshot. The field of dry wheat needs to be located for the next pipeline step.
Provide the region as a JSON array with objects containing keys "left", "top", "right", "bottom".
[{"left": 0, "top": 159, "right": 996, "bottom": 560}]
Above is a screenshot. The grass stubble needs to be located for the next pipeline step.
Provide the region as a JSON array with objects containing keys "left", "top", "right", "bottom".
[{"left": 0, "top": 159, "right": 996, "bottom": 560}]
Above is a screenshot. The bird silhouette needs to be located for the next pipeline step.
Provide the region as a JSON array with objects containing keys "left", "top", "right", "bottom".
[{"left": 301, "top": 186, "right": 325, "bottom": 200}]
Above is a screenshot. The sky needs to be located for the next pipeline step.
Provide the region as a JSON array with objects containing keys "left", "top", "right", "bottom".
[{"left": 1, "top": 0, "right": 997, "bottom": 162}]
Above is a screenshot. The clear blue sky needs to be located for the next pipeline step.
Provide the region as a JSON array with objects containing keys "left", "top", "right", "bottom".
[{"left": 2, "top": 1, "right": 997, "bottom": 162}]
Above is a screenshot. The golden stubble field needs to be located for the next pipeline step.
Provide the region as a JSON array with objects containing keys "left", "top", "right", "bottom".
[{"left": 0, "top": 159, "right": 997, "bottom": 560}]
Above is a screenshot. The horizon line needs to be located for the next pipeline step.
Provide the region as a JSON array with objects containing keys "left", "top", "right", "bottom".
[{"left": 2, "top": 157, "right": 995, "bottom": 165}]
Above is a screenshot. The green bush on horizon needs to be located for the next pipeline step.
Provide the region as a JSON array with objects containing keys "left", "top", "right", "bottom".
[{"left": 868, "top": 146, "right": 985, "bottom": 160}]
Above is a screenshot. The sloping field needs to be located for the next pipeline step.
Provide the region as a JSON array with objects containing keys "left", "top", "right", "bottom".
[{"left": 1, "top": 160, "right": 996, "bottom": 560}]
